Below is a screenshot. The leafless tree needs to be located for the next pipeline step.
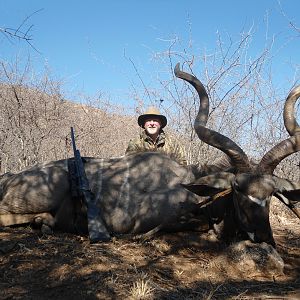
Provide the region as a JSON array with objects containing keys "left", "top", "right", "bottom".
[
  {"left": 0, "top": 59, "right": 67, "bottom": 171},
  {"left": 1, "top": 17, "right": 299, "bottom": 182},
  {"left": 125, "top": 24, "right": 299, "bottom": 181},
  {"left": 0, "top": 58, "right": 137, "bottom": 172}
]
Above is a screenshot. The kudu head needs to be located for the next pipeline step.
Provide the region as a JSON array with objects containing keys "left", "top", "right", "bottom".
[{"left": 175, "top": 63, "right": 300, "bottom": 246}]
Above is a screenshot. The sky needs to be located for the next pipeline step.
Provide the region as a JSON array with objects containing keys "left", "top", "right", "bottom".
[{"left": 0, "top": 0, "right": 299, "bottom": 108}]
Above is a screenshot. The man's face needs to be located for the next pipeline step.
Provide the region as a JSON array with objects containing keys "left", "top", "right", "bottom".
[{"left": 144, "top": 118, "right": 162, "bottom": 136}]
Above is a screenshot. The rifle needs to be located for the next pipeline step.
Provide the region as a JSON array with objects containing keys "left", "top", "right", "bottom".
[{"left": 70, "top": 127, "right": 111, "bottom": 242}]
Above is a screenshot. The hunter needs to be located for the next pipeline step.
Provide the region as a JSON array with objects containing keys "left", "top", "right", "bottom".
[{"left": 125, "top": 107, "right": 187, "bottom": 165}]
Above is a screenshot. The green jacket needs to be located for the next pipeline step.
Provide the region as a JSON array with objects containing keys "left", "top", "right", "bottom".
[{"left": 125, "top": 130, "right": 187, "bottom": 165}]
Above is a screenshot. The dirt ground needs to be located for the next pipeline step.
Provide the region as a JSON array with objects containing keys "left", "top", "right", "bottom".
[{"left": 1, "top": 202, "right": 300, "bottom": 300}]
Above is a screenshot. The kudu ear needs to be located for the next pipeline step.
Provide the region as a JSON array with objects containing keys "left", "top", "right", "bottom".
[
  {"left": 274, "top": 190, "right": 300, "bottom": 219},
  {"left": 275, "top": 177, "right": 300, "bottom": 192},
  {"left": 181, "top": 172, "right": 234, "bottom": 196},
  {"left": 277, "top": 189, "right": 300, "bottom": 202},
  {"left": 273, "top": 177, "right": 300, "bottom": 219}
]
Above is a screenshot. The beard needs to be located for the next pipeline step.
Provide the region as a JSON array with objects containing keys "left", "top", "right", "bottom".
[{"left": 145, "top": 127, "right": 159, "bottom": 135}]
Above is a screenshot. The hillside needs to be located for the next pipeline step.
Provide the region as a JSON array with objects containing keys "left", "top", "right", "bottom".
[{"left": 0, "top": 83, "right": 138, "bottom": 173}]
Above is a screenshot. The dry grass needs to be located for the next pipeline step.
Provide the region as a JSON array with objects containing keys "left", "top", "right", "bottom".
[
  {"left": 0, "top": 203, "right": 300, "bottom": 299},
  {"left": 128, "top": 272, "right": 155, "bottom": 299}
]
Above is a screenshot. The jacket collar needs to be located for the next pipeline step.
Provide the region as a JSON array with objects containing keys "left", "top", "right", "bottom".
[{"left": 141, "top": 129, "right": 165, "bottom": 145}]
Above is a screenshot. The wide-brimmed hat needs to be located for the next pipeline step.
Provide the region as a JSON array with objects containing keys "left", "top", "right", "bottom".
[{"left": 138, "top": 106, "right": 167, "bottom": 128}]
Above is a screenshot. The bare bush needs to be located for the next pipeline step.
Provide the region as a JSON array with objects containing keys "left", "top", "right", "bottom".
[
  {"left": 126, "top": 26, "right": 299, "bottom": 181},
  {"left": 0, "top": 60, "right": 137, "bottom": 173},
  {"left": 1, "top": 21, "right": 299, "bottom": 181}
]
